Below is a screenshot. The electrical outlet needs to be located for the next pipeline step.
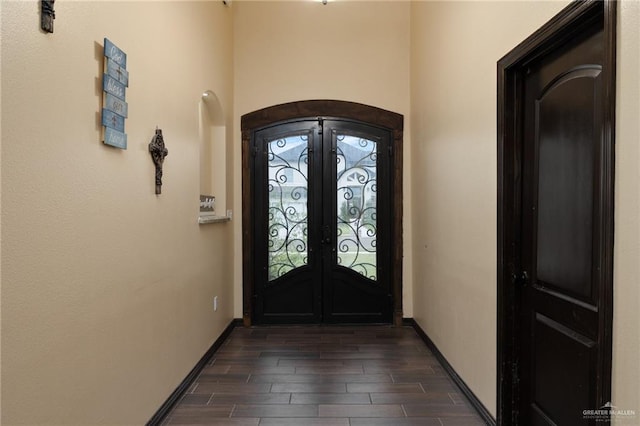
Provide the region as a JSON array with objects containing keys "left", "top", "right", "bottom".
[{"left": 214, "top": 296, "right": 218, "bottom": 311}]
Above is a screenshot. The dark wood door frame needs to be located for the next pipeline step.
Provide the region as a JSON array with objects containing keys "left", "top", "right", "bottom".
[
  {"left": 497, "top": 1, "right": 616, "bottom": 424},
  {"left": 242, "top": 100, "right": 404, "bottom": 326}
]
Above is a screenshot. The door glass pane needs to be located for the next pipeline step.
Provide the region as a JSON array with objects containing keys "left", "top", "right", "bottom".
[
  {"left": 336, "top": 135, "right": 377, "bottom": 281},
  {"left": 268, "top": 135, "right": 309, "bottom": 281}
]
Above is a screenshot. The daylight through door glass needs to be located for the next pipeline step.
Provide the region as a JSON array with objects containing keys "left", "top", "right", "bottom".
[
  {"left": 336, "top": 135, "right": 377, "bottom": 281},
  {"left": 267, "top": 135, "right": 309, "bottom": 281}
]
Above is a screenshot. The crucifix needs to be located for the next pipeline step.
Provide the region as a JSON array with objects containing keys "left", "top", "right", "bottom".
[{"left": 149, "top": 128, "right": 169, "bottom": 195}]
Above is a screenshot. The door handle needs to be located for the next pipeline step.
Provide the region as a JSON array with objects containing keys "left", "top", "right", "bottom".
[
  {"left": 322, "top": 225, "right": 331, "bottom": 245},
  {"left": 512, "top": 270, "right": 529, "bottom": 286}
]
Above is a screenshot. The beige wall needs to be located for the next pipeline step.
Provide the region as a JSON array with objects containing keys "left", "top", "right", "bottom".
[
  {"left": 0, "top": 0, "right": 3, "bottom": 417},
  {"left": 232, "top": 0, "right": 413, "bottom": 318},
  {"left": 612, "top": 0, "right": 640, "bottom": 419},
  {"left": 1, "top": 1, "right": 234, "bottom": 424},
  {"left": 410, "top": 0, "right": 640, "bottom": 418}
]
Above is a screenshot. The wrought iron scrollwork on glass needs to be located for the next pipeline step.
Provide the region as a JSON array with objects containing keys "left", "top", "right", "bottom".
[
  {"left": 267, "top": 135, "right": 309, "bottom": 281},
  {"left": 336, "top": 135, "right": 377, "bottom": 281}
]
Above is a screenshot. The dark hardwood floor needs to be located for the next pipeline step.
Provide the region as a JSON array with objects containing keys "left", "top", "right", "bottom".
[{"left": 162, "top": 326, "right": 486, "bottom": 425}]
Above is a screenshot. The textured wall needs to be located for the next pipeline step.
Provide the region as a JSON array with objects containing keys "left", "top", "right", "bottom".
[
  {"left": 232, "top": 0, "right": 413, "bottom": 318},
  {"left": 1, "top": 1, "right": 234, "bottom": 424}
]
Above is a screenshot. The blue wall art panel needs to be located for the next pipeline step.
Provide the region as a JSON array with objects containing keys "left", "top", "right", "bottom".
[
  {"left": 103, "top": 74, "right": 126, "bottom": 100},
  {"left": 102, "top": 109, "right": 125, "bottom": 132},
  {"left": 106, "top": 58, "right": 129, "bottom": 86},
  {"left": 104, "top": 38, "right": 127, "bottom": 68},
  {"left": 102, "top": 38, "right": 128, "bottom": 149},
  {"left": 104, "top": 127, "right": 127, "bottom": 150},
  {"left": 105, "top": 93, "right": 128, "bottom": 118}
]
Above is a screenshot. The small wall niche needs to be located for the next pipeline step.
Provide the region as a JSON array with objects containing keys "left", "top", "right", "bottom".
[{"left": 198, "top": 90, "right": 228, "bottom": 224}]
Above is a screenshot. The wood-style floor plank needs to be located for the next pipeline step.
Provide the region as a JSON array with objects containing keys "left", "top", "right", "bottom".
[
  {"left": 290, "top": 393, "right": 371, "bottom": 404},
  {"left": 164, "top": 325, "right": 485, "bottom": 425},
  {"left": 318, "top": 404, "right": 404, "bottom": 417},
  {"left": 349, "top": 418, "right": 441, "bottom": 426},
  {"left": 258, "top": 418, "right": 349, "bottom": 426}
]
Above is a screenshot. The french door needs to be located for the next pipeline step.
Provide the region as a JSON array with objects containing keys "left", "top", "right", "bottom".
[{"left": 250, "top": 118, "right": 392, "bottom": 324}]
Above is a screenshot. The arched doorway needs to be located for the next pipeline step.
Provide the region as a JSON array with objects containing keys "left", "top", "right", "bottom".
[{"left": 242, "top": 100, "right": 403, "bottom": 325}]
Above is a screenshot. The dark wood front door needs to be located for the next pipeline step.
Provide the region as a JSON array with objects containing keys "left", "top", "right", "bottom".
[
  {"left": 498, "top": 1, "right": 615, "bottom": 425},
  {"left": 250, "top": 118, "right": 393, "bottom": 324}
]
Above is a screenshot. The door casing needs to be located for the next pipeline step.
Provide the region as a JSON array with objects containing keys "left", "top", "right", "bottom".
[
  {"left": 497, "top": 1, "right": 616, "bottom": 424},
  {"left": 242, "top": 100, "right": 404, "bottom": 326}
]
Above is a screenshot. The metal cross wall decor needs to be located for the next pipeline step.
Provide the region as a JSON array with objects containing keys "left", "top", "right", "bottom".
[
  {"left": 41, "top": 0, "right": 55, "bottom": 33},
  {"left": 149, "top": 128, "right": 169, "bottom": 194}
]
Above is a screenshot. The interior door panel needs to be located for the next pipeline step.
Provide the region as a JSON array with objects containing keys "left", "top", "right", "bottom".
[{"left": 520, "top": 25, "right": 606, "bottom": 425}]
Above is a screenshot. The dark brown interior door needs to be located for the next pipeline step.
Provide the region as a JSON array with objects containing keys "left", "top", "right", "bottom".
[
  {"left": 519, "top": 17, "right": 608, "bottom": 425},
  {"left": 251, "top": 118, "right": 392, "bottom": 324}
]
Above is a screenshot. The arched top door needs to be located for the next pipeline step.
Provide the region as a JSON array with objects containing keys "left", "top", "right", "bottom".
[{"left": 241, "top": 100, "right": 404, "bottom": 326}]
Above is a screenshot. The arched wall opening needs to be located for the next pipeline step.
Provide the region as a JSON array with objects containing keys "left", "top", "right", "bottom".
[{"left": 199, "top": 90, "right": 227, "bottom": 219}]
